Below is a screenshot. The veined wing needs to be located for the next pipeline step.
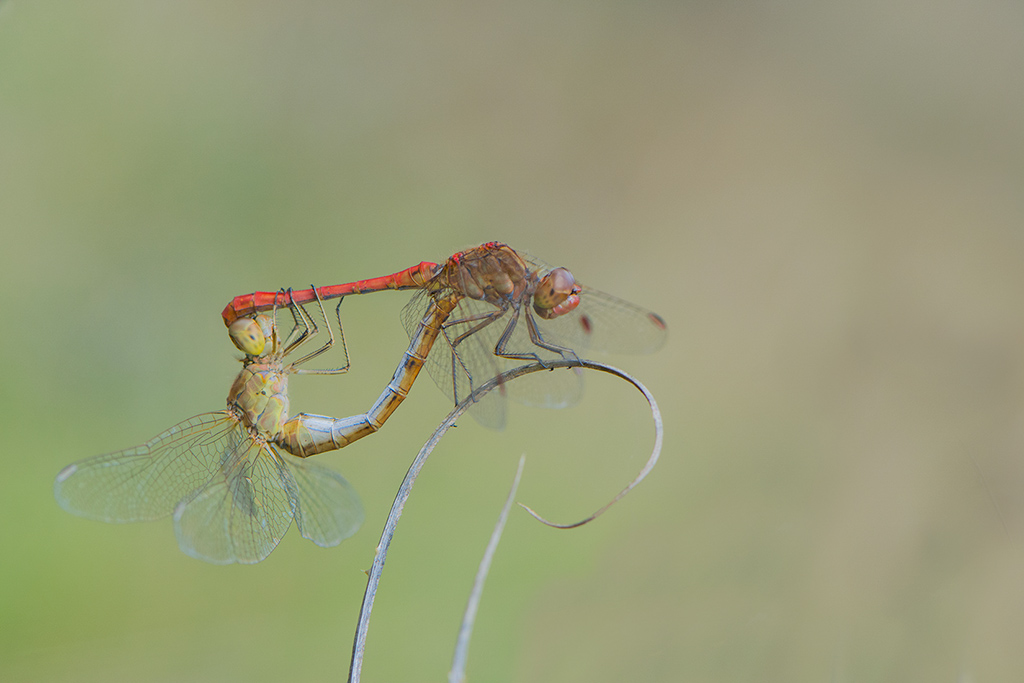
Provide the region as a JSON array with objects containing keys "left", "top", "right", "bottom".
[
  {"left": 444, "top": 294, "right": 586, "bottom": 411},
  {"left": 54, "top": 412, "right": 240, "bottom": 523},
  {"left": 516, "top": 252, "right": 667, "bottom": 355},
  {"left": 173, "top": 437, "right": 298, "bottom": 565},
  {"left": 396, "top": 260, "right": 667, "bottom": 429},
  {"left": 495, "top": 286, "right": 664, "bottom": 411},
  {"left": 537, "top": 286, "right": 667, "bottom": 355},
  {"left": 285, "top": 451, "right": 364, "bottom": 547},
  {"left": 400, "top": 290, "right": 507, "bottom": 430}
]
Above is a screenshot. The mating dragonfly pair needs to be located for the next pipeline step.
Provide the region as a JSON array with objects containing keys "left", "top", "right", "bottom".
[{"left": 54, "top": 242, "right": 667, "bottom": 564}]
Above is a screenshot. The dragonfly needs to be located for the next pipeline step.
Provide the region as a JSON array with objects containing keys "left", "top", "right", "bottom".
[
  {"left": 53, "top": 294, "right": 375, "bottom": 564},
  {"left": 223, "top": 242, "right": 668, "bottom": 428}
]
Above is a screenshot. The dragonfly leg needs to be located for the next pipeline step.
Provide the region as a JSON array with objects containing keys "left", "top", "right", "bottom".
[
  {"left": 442, "top": 304, "right": 507, "bottom": 347},
  {"left": 440, "top": 302, "right": 509, "bottom": 402},
  {"left": 488, "top": 302, "right": 578, "bottom": 369},
  {"left": 441, "top": 324, "right": 477, "bottom": 404},
  {"left": 290, "top": 292, "right": 351, "bottom": 375},
  {"left": 489, "top": 302, "right": 552, "bottom": 367},
  {"left": 523, "top": 306, "right": 579, "bottom": 361},
  {"left": 273, "top": 289, "right": 317, "bottom": 355},
  {"left": 278, "top": 295, "right": 459, "bottom": 457}
]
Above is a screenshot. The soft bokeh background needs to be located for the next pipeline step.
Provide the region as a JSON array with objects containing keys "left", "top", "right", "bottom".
[{"left": 2, "top": 1, "right": 1023, "bottom": 681}]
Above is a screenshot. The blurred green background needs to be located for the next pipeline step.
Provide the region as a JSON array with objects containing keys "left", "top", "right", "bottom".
[{"left": 2, "top": 1, "right": 1023, "bottom": 681}]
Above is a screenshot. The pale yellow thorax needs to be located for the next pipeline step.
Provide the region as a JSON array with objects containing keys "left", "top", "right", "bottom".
[{"left": 226, "top": 314, "right": 291, "bottom": 440}]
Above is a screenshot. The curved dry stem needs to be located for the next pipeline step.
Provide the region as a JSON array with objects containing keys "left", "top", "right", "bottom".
[
  {"left": 449, "top": 455, "right": 525, "bottom": 683},
  {"left": 347, "top": 359, "right": 662, "bottom": 683},
  {"left": 517, "top": 362, "right": 662, "bottom": 529}
]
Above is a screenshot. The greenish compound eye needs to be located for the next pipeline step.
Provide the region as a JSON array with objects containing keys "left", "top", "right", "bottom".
[{"left": 228, "top": 317, "right": 266, "bottom": 356}]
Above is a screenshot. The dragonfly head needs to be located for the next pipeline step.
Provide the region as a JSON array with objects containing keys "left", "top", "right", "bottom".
[
  {"left": 533, "top": 267, "right": 582, "bottom": 320},
  {"left": 228, "top": 316, "right": 268, "bottom": 356}
]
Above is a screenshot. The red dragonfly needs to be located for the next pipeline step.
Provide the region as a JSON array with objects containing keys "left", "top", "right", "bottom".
[{"left": 223, "top": 242, "right": 667, "bottom": 428}]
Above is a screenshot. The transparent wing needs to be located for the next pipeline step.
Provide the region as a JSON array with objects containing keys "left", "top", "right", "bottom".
[
  {"left": 517, "top": 252, "right": 667, "bottom": 355},
  {"left": 54, "top": 413, "right": 240, "bottom": 523},
  {"left": 284, "top": 452, "right": 364, "bottom": 547},
  {"left": 445, "top": 295, "right": 588, "bottom": 410},
  {"left": 401, "top": 290, "right": 508, "bottom": 429},
  {"left": 397, "top": 258, "right": 666, "bottom": 428},
  {"left": 535, "top": 286, "right": 668, "bottom": 355},
  {"left": 173, "top": 438, "right": 297, "bottom": 565},
  {"left": 407, "top": 292, "right": 593, "bottom": 418}
]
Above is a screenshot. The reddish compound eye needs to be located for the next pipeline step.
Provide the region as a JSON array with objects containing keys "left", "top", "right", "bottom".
[{"left": 534, "top": 268, "right": 581, "bottom": 319}]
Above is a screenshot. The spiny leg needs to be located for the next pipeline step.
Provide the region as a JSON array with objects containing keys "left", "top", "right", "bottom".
[
  {"left": 523, "top": 306, "right": 579, "bottom": 361},
  {"left": 489, "top": 300, "right": 549, "bottom": 367},
  {"left": 274, "top": 289, "right": 317, "bottom": 355},
  {"left": 278, "top": 294, "right": 459, "bottom": 457},
  {"left": 291, "top": 290, "right": 351, "bottom": 375},
  {"left": 445, "top": 296, "right": 566, "bottom": 371},
  {"left": 438, "top": 300, "right": 506, "bottom": 402},
  {"left": 442, "top": 304, "right": 509, "bottom": 348},
  {"left": 488, "top": 301, "right": 578, "bottom": 369},
  {"left": 444, "top": 327, "right": 478, "bottom": 404}
]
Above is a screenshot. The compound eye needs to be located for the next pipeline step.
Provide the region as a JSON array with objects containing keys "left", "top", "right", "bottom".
[
  {"left": 534, "top": 268, "right": 576, "bottom": 309},
  {"left": 229, "top": 317, "right": 266, "bottom": 356}
]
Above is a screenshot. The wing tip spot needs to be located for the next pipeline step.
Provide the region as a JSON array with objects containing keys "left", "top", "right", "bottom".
[{"left": 55, "top": 464, "right": 78, "bottom": 484}]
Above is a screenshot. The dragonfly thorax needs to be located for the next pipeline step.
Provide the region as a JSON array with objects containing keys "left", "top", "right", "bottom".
[
  {"left": 440, "top": 242, "right": 530, "bottom": 305},
  {"left": 227, "top": 363, "right": 290, "bottom": 439}
]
